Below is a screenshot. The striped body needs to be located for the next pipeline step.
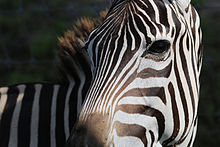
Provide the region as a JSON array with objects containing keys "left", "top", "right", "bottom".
[
  {"left": 0, "top": 82, "right": 79, "bottom": 147},
  {"left": 0, "top": 13, "right": 95, "bottom": 146},
  {"left": 67, "top": 0, "right": 202, "bottom": 147}
]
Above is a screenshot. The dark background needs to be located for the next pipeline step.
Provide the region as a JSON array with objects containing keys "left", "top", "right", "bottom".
[{"left": 0, "top": 0, "right": 219, "bottom": 146}]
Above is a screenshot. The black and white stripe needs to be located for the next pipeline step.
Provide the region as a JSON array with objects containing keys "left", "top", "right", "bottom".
[
  {"left": 0, "top": 83, "right": 78, "bottom": 147},
  {"left": 0, "top": 16, "right": 94, "bottom": 146},
  {"left": 0, "top": 68, "right": 94, "bottom": 147},
  {"left": 67, "top": 0, "right": 203, "bottom": 147}
]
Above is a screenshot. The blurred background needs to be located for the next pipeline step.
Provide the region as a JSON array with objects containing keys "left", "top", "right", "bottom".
[{"left": 0, "top": 0, "right": 219, "bottom": 146}]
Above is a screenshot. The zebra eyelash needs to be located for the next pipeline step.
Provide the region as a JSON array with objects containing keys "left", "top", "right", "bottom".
[{"left": 141, "top": 40, "right": 171, "bottom": 58}]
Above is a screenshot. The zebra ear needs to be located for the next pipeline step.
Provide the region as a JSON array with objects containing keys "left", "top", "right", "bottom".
[{"left": 175, "top": 0, "right": 191, "bottom": 10}]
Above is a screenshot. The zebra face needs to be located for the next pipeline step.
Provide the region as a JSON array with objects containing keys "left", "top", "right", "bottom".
[{"left": 68, "top": 0, "right": 202, "bottom": 146}]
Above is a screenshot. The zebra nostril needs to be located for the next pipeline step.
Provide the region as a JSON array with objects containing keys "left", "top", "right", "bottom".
[{"left": 65, "top": 125, "right": 102, "bottom": 147}]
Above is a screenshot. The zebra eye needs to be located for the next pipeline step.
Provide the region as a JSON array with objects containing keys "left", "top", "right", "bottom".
[
  {"left": 148, "top": 40, "right": 171, "bottom": 55},
  {"left": 141, "top": 40, "right": 170, "bottom": 57}
]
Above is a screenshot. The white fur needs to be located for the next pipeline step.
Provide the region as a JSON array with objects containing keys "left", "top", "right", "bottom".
[{"left": 175, "top": 0, "right": 191, "bottom": 10}]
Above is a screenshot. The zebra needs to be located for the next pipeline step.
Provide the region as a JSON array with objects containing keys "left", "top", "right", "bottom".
[
  {"left": 0, "top": 82, "right": 78, "bottom": 147},
  {"left": 66, "top": 0, "right": 203, "bottom": 146},
  {"left": 0, "top": 11, "right": 107, "bottom": 147}
]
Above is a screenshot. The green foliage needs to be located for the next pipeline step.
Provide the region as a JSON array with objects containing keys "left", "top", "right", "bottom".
[
  {"left": 29, "top": 29, "right": 55, "bottom": 59},
  {"left": 8, "top": 72, "right": 43, "bottom": 84},
  {"left": 0, "top": 62, "right": 59, "bottom": 86},
  {"left": 0, "top": 0, "right": 104, "bottom": 85},
  {"left": 0, "top": 40, "right": 5, "bottom": 59},
  {"left": 192, "top": 0, "right": 205, "bottom": 5},
  {"left": 0, "top": 0, "right": 20, "bottom": 9}
]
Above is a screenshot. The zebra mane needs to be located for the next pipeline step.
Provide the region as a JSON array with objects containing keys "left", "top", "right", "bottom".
[{"left": 57, "top": 10, "right": 108, "bottom": 82}]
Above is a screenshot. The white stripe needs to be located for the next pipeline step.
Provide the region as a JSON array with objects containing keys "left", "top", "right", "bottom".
[
  {"left": 134, "top": 1, "right": 159, "bottom": 39},
  {"left": 30, "top": 84, "right": 42, "bottom": 147},
  {"left": 111, "top": 77, "right": 169, "bottom": 111},
  {"left": 137, "top": 56, "right": 172, "bottom": 73},
  {"left": 83, "top": 18, "right": 126, "bottom": 115},
  {"left": 112, "top": 129, "right": 144, "bottom": 147},
  {"left": 183, "top": 38, "right": 199, "bottom": 110},
  {"left": 159, "top": 85, "right": 174, "bottom": 143},
  {"left": 89, "top": 21, "right": 126, "bottom": 114},
  {"left": 77, "top": 72, "right": 86, "bottom": 115},
  {"left": 118, "top": 96, "right": 166, "bottom": 111},
  {"left": 175, "top": 37, "right": 194, "bottom": 137},
  {"left": 88, "top": 32, "right": 115, "bottom": 113},
  {"left": 87, "top": 15, "right": 116, "bottom": 69},
  {"left": 8, "top": 85, "right": 25, "bottom": 147},
  {"left": 50, "top": 85, "right": 60, "bottom": 147},
  {"left": 64, "top": 81, "right": 75, "bottom": 139},
  {"left": 106, "top": 57, "right": 141, "bottom": 114},
  {"left": 113, "top": 110, "right": 158, "bottom": 132},
  {"left": 146, "top": 130, "right": 152, "bottom": 147},
  {"left": 127, "top": 6, "right": 136, "bottom": 51},
  {"left": 0, "top": 87, "right": 8, "bottom": 122}
]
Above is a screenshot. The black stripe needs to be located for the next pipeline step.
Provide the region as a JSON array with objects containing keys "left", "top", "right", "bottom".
[
  {"left": 186, "top": 123, "right": 196, "bottom": 147},
  {"left": 69, "top": 83, "right": 78, "bottom": 133},
  {"left": 171, "top": 7, "right": 190, "bottom": 141},
  {"left": 171, "top": 27, "right": 175, "bottom": 38},
  {"left": 128, "top": 8, "right": 141, "bottom": 51},
  {"left": 91, "top": 19, "right": 115, "bottom": 67},
  {"left": 149, "top": 130, "right": 155, "bottom": 147},
  {"left": 122, "top": 87, "right": 166, "bottom": 105},
  {"left": 136, "top": 0, "right": 157, "bottom": 36},
  {"left": 18, "top": 84, "right": 35, "bottom": 147},
  {"left": 56, "top": 85, "right": 68, "bottom": 147},
  {"left": 126, "top": 23, "right": 133, "bottom": 51},
  {"left": 91, "top": 18, "right": 125, "bottom": 101},
  {"left": 93, "top": 24, "right": 118, "bottom": 98},
  {"left": 82, "top": 77, "right": 92, "bottom": 103},
  {"left": 38, "top": 84, "right": 53, "bottom": 147},
  {"left": 137, "top": 62, "right": 172, "bottom": 79},
  {"left": 190, "top": 36, "right": 199, "bottom": 93},
  {"left": 197, "top": 43, "right": 203, "bottom": 72},
  {"left": 163, "top": 83, "right": 180, "bottom": 145},
  {"left": 94, "top": 19, "right": 125, "bottom": 100},
  {"left": 117, "top": 104, "right": 165, "bottom": 140},
  {"left": 73, "top": 52, "right": 92, "bottom": 103},
  {"left": 173, "top": 57, "right": 189, "bottom": 139},
  {"left": 98, "top": 22, "right": 120, "bottom": 78},
  {"left": 133, "top": 13, "right": 151, "bottom": 44},
  {"left": 0, "top": 86, "right": 19, "bottom": 147},
  {"left": 137, "top": 0, "right": 156, "bottom": 22},
  {"left": 114, "top": 121, "right": 147, "bottom": 145},
  {"left": 179, "top": 36, "right": 195, "bottom": 117},
  {"left": 103, "top": 58, "right": 138, "bottom": 108},
  {"left": 186, "top": 34, "right": 190, "bottom": 51},
  {"left": 92, "top": 29, "right": 132, "bottom": 108},
  {"left": 154, "top": 0, "right": 170, "bottom": 31}
]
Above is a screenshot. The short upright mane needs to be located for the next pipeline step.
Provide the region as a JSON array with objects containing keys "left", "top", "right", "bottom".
[{"left": 57, "top": 10, "right": 108, "bottom": 82}]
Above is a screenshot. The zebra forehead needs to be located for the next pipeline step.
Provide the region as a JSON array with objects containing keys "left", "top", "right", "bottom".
[
  {"left": 98, "top": 0, "right": 176, "bottom": 38},
  {"left": 108, "top": 0, "right": 174, "bottom": 22}
]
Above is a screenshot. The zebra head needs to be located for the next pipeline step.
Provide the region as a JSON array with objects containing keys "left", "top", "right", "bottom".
[{"left": 67, "top": 0, "right": 202, "bottom": 146}]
